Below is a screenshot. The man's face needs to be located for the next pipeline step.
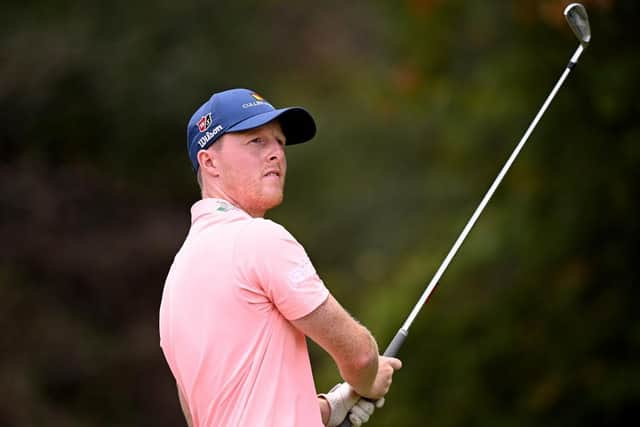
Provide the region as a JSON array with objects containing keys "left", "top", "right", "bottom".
[{"left": 212, "top": 121, "right": 287, "bottom": 217}]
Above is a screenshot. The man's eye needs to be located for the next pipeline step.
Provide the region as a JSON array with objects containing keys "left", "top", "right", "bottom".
[{"left": 250, "top": 138, "right": 263, "bottom": 144}]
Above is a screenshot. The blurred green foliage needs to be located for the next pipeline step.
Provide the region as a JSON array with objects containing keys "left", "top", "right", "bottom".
[{"left": 1, "top": 0, "right": 638, "bottom": 426}]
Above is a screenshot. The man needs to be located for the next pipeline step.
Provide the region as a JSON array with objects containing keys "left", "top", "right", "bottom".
[{"left": 159, "top": 88, "right": 402, "bottom": 426}]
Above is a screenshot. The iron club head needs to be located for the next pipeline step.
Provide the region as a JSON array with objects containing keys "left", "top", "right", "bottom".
[{"left": 564, "top": 3, "right": 591, "bottom": 46}]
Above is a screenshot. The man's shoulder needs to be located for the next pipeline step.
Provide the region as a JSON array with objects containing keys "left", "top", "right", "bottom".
[
  {"left": 233, "top": 218, "right": 304, "bottom": 269},
  {"left": 241, "top": 217, "right": 293, "bottom": 241}
]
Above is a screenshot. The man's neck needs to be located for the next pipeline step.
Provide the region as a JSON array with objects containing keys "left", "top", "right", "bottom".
[{"left": 200, "top": 193, "right": 265, "bottom": 218}]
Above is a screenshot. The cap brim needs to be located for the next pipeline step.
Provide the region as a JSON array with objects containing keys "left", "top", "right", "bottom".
[{"left": 227, "top": 107, "right": 316, "bottom": 145}]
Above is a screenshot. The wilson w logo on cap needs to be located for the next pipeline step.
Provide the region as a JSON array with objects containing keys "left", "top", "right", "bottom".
[{"left": 197, "top": 113, "right": 212, "bottom": 132}]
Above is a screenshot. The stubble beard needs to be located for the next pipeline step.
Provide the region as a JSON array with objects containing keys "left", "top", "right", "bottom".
[
  {"left": 241, "top": 177, "right": 285, "bottom": 217},
  {"left": 260, "top": 182, "right": 285, "bottom": 213}
]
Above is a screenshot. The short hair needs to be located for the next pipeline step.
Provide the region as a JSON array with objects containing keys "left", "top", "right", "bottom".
[{"left": 196, "top": 167, "right": 203, "bottom": 190}]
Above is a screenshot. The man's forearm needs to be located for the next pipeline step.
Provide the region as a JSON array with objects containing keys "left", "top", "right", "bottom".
[
  {"left": 337, "top": 332, "right": 379, "bottom": 396},
  {"left": 318, "top": 396, "right": 330, "bottom": 425}
]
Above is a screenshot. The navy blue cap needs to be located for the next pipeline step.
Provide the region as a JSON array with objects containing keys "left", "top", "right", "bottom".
[{"left": 187, "top": 88, "right": 317, "bottom": 172}]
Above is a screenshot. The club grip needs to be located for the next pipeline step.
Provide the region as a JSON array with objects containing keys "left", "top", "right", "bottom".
[
  {"left": 337, "top": 329, "right": 408, "bottom": 427},
  {"left": 383, "top": 328, "right": 408, "bottom": 357}
]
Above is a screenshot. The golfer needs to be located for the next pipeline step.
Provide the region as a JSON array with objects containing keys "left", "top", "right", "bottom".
[{"left": 159, "top": 88, "right": 402, "bottom": 427}]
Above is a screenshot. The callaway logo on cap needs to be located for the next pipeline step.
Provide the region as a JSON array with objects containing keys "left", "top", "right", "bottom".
[{"left": 186, "top": 88, "right": 317, "bottom": 172}]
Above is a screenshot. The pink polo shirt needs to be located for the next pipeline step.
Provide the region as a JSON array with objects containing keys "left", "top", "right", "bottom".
[{"left": 159, "top": 198, "right": 329, "bottom": 427}]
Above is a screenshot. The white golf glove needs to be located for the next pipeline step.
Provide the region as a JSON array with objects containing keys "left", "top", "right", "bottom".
[
  {"left": 348, "top": 396, "right": 385, "bottom": 427},
  {"left": 320, "top": 383, "right": 385, "bottom": 427}
]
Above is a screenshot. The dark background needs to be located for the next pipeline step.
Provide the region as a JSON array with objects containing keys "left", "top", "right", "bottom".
[{"left": 2, "top": 0, "right": 638, "bottom": 425}]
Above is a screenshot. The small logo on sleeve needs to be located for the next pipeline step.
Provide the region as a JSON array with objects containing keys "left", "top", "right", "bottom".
[{"left": 287, "top": 258, "right": 317, "bottom": 288}]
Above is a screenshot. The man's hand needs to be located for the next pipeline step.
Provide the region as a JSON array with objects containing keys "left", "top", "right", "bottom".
[
  {"left": 320, "top": 383, "right": 359, "bottom": 427},
  {"left": 355, "top": 355, "right": 402, "bottom": 400},
  {"left": 320, "top": 383, "right": 385, "bottom": 427},
  {"left": 348, "top": 397, "right": 385, "bottom": 427}
]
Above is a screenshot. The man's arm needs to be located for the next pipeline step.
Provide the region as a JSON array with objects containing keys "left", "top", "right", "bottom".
[
  {"left": 177, "top": 383, "right": 194, "bottom": 427},
  {"left": 318, "top": 395, "right": 331, "bottom": 424},
  {"left": 292, "top": 294, "right": 399, "bottom": 399}
]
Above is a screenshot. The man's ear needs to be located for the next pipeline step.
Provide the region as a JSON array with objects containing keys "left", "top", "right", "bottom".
[{"left": 197, "top": 148, "right": 219, "bottom": 177}]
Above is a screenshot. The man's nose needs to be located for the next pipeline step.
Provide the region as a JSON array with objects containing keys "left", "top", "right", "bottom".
[{"left": 268, "top": 140, "right": 285, "bottom": 161}]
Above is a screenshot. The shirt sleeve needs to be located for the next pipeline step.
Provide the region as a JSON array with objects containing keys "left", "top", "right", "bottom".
[{"left": 234, "top": 219, "right": 329, "bottom": 320}]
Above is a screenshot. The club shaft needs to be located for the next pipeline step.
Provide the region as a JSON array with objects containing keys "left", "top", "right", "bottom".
[
  {"left": 338, "top": 44, "right": 585, "bottom": 427},
  {"left": 399, "top": 44, "right": 584, "bottom": 335},
  {"left": 399, "top": 44, "right": 584, "bottom": 337}
]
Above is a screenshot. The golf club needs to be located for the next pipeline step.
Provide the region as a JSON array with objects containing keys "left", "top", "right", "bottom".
[{"left": 339, "top": 3, "right": 590, "bottom": 426}]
